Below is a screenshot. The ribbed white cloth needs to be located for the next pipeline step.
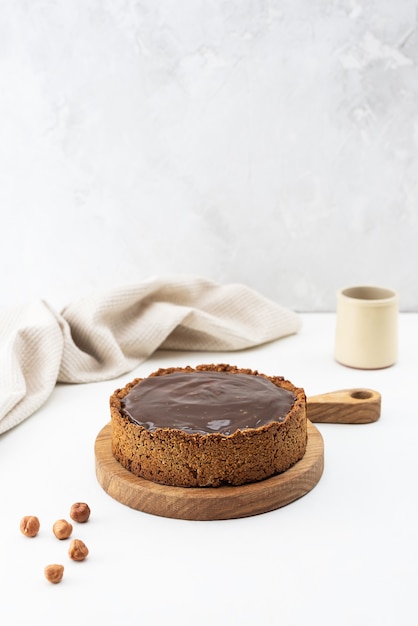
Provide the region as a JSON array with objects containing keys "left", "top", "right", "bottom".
[{"left": 0, "top": 276, "right": 301, "bottom": 435}]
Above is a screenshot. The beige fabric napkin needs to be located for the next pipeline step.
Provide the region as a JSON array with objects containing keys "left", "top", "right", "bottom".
[{"left": 0, "top": 276, "right": 301, "bottom": 435}]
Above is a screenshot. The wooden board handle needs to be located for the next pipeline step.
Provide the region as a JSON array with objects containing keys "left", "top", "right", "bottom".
[{"left": 307, "top": 389, "right": 381, "bottom": 424}]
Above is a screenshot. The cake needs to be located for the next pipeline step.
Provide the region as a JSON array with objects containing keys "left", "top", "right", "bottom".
[{"left": 110, "top": 364, "right": 307, "bottom": 488}]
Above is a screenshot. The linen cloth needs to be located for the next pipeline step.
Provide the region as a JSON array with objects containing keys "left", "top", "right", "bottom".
[{"left": 0, "top": 276, "right": 301, "bottom": 435}]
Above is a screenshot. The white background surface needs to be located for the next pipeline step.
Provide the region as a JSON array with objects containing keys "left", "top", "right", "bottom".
[
  {"left": 0, "top": 313, "right": 417, "bottom": 626},
  {"left": 1, "top": 0, "right": 417, "bottom": 312}
]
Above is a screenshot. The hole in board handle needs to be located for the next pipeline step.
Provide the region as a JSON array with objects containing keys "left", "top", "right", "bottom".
[{"left": 350, "top": 390, "right": 373, "bottom": 400}]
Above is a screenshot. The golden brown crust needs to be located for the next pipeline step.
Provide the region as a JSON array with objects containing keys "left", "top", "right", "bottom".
[{"left": 110, "top": 364, "right": 307, "bottom": 487}]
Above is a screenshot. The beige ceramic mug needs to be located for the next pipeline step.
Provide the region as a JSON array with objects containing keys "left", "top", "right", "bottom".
[{"left": 335, "top": 286, "right": 398, "bottom": 369}]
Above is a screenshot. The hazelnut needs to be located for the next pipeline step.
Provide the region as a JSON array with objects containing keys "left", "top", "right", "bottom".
[
  {"left": 52, "top": 519, "right": 73, "bottom": 540},
  {"left": 44, "top": 564, "right": 64, "bottom": 584},
  {"left": 20, "top": 515, "right": 40, "bottom": 537},
  {"left": 69, "top": 502, "right": 90, "bottom": 523},
  {"left": 68, "top": 538, "right": 89, "bottom": 561}
]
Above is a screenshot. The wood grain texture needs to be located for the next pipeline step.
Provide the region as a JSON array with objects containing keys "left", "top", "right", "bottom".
[
  {"left": 307, "top": 388, "right": 381, "bottom": 424},
  {"left": 95, "top": 421, "right": 324, "bottom": 521}
]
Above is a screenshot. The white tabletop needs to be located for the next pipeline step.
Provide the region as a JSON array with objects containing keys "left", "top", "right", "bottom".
[{"left": 1, "top": 313, "right": 417, "bottom": 626}]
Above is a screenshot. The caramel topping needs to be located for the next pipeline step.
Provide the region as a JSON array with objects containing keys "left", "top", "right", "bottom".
[{"left": 121, "top": 371, "right": 296, "bottom": 436}]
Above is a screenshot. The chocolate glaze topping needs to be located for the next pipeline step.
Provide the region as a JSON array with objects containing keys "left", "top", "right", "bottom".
[{"left": 121, "top": 371, "right": 296, "bottom": 436}]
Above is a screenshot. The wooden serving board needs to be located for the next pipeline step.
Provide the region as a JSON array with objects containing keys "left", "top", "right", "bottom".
[{"left": 95, "top": 421, "right": 324, "bottom": 521}]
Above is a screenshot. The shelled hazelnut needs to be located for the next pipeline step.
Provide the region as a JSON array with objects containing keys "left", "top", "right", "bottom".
[
  {"left": 44, "top": 564, "right": 64, "bottom": 584},
  {"left": 20, "top": 515, "right": 40, "bottom": 538},
  {"left": 68, "top": 538, "right": 89, "bottom": 561},
  {"left": 52, "top": 519, "right": 73, "bottom": 540},
  {"left": 69, "top": 502, "right": 90, "bottom": 523}
]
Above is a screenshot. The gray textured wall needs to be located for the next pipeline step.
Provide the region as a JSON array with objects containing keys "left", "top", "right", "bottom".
[{"left": 1, "top": 1, "right": 417, "bottom": 311}]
